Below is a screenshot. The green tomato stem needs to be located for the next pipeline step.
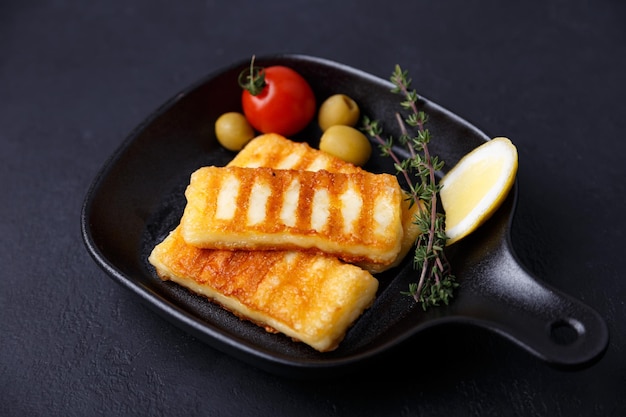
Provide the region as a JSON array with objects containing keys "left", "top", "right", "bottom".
[{"left": 238, "top": 55, "right": 266, "bottom": 96}]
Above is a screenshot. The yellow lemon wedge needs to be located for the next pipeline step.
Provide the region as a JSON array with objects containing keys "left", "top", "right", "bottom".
[{"left": 440, "top": 136, "right": 518, "bottom": 245}]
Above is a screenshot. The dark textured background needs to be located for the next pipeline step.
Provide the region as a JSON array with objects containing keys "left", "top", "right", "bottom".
[{"left": 2, "top": 1, "right": 625, "bottom": 416}]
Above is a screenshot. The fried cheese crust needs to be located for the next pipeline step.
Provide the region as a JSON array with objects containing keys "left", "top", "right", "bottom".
[
  {"left": 147, "top": 134, "right": 417, "bottom": 352},
  {"left": 229, "top": 134, "right": 422, "bottom": 273},
  {"left": 180, "top": 165, "right": 404, "bottom": 267},
  {"left": 229, "top": 133, "right": 366, "bottom": 173},
  {"left": 149, "top": 226, "right": 378, "bottom": 352}
]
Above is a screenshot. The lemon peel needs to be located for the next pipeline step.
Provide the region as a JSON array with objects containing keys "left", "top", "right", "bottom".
[{"left": 440, "top": 136, "right": 518, "bottom": 245}]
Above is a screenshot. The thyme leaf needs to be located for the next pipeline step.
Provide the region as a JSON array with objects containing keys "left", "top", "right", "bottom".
[{"left": 362, "top": 65, "right": 458, "bottom": 310}]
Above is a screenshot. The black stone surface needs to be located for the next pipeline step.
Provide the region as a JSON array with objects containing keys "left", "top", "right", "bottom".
[{"left": 2, "top": 1, "right": 625, "bottom": 416}]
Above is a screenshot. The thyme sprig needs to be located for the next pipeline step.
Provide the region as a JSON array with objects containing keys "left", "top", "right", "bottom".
[{"left": 362, "top": 65, "right": 458, "bottom": 310}]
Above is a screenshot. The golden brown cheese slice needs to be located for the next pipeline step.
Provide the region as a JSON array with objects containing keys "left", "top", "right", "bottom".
[
  {"left": 148, "top": 226, "right": 378, "bottom": 352},
  {"left": 148, "top": 134, "right": 414, "bottom": 351},
  {"left": 229, "top": 133, "right": 366, "bottom": 173},
  {"left": 180, "top": 165, "right": 404, "bottom": 266},
  {"left": 230, "top": 134, "right": 422, "bottom": 273}
]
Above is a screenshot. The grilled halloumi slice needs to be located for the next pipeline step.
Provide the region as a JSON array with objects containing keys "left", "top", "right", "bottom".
[
  {"left": 180, "top": 165, "right": 404, "bottom": 266},
  {"left": 229, "top": 133, "right": 367, "bottom": 173},
  {"left": 149, "top": 226, "right": 378, "bottom": 352},
  {"left": 229, "top": 134, "right": 422, "bottom": 273}
]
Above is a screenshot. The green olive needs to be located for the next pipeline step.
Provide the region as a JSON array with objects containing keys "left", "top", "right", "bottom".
[
  {"left": 319, "top": 125, "right": 372, "bottom": 166},
  {"left": 317, "top": 94, "right": 360, "bottom": 131},
  {"left": 215, "top": 112, "right": 255, "bottom": 151}
]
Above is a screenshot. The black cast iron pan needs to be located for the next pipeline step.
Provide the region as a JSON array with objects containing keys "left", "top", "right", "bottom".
[{"left": 81, "top": 54, "right": 608, "bottom": 378}]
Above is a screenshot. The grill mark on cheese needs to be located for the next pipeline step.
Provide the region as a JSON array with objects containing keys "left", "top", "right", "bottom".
[
  {"left": 231, "top": 134, "right": 363, "bottom": 175},
  {"left": 148, "top": 134, "right": 419, "bottom": 353},
  {"left": 228, "top": 133, "right": 422, "bottom": 272},
  {"left": 294, "top": 172, "right": 313, "bottom": 233},
  {"left": 181, "top": 165, "right": 403, "bottom": 265},
  {"left": 148, "top": 226, "right": 379, "bottom": 352}
]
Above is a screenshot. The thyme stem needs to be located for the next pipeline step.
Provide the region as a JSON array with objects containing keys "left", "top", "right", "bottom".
[{"left": 362, "top": 65, "right": 458, "bottom": 310}]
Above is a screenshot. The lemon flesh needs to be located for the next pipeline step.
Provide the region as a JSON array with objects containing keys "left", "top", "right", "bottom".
[{"left": 440, "top": 137, "right": 518, "bottom": 245}]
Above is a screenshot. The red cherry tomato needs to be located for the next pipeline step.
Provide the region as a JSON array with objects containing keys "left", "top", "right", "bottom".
[{"left": 239, "top": 60, "right": 316, "bottom": 137}]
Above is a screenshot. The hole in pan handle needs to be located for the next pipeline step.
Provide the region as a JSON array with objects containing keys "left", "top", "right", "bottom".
[{"left": 451, "top": 191, "right": 609, "bottom": 368}]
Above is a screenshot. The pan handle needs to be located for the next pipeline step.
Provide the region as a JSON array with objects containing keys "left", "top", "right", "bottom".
[{"left": 452, "top": 193, "right": 609, "bottom": 368}]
